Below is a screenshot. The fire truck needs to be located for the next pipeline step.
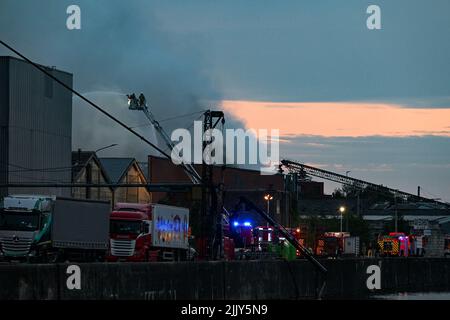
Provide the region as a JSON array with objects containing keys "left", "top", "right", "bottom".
[
  {"left": 285, "top": 227, "right": 307, "bottom": 257},
  {"left": 316, "top": 232, "right": 360, "bottom": 258},
  {"left": 231, "top": 220, "right": 281, "bottom": 260},
  {"left": 229, "top": 212, "right": 299, "bottom": 260},
  {"left": 378, "top": 232, "right": 409, "bottom": 257}
]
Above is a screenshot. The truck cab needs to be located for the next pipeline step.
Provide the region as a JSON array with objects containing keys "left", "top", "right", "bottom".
[
  {"left": 107, "top": 203, "right": 190, "bottom": 262},
  {"left": 108, "top": 203, "right": 154, "bottom": 262},
  {"left": 0, "top": 195, "right": 54, "bottom": 261},
  {"left": 0, "top": 195, "right": 110, "bottom": 262}
]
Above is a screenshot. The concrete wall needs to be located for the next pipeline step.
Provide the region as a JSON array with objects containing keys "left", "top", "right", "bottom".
[{"left": 1, "top": 258, "right": 450, "bottom": 300}]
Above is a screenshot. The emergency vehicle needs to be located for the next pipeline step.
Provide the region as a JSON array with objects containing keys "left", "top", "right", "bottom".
[
  {"left": 378, "top": 232, "right": 409, "bottom": 257},
  {"left": 315, "top": 232, "right": 359, "bottom": 257}
]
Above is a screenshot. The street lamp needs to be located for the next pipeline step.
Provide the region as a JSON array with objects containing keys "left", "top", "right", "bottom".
[
  {"left": 95, "top": 143, "right": 118, "bottom": 154},
  {"left": 264, "top": 194, "right": 273, "bottom": 215},
  {"left": 339, "top": 206, "right": 346, "bottom": 233}
]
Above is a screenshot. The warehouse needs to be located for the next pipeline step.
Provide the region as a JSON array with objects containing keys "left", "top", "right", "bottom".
[{"left": 0, "top": 56, "right": 73, "bottom": 197}]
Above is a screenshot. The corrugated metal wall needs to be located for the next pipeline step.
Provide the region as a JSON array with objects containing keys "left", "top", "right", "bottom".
[
  {"left": 1, "top": 57, "right": 73, "bottom": 197},
  {"left": 0, "top": 57, "right": 10, "bottom": 197}
]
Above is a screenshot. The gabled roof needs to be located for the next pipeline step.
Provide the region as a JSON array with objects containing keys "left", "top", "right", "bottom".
[
  {"left": 138, "top": 162, "right": 149, "bottom": 181},
  {"left": 72, "top": 151, "right": 96, "bottom": 181},
  {"left": 99, "top": 158, "right": 147, "bottom": 185},
  {"left": 72, "top": 150, "right": 112, "bottom": 184}
]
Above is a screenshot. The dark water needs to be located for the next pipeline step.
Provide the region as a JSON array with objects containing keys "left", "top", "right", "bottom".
[{"left": 373, "top": 292, "right": 450, "bottom": 300}]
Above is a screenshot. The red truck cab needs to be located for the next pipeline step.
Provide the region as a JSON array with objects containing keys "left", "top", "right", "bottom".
[{"left": 107, "top": 203, "right": 156, "bottom": 262}]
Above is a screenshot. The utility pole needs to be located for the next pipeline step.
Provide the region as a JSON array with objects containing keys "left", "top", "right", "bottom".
[
  {"left": 394, "top": 192, "right": 398, "bottom": 232},
  {"left": 357, "top": 191, "right": 361, "bottom": 216},
  {"left": 339, "top": 206, "right": 345, "bottom": 233},
  {"left": 346, "top": 210, "right": 349, "bottom": 232},
  {"left": 201, "top": 110, "right": 225, "bottom": 260}
]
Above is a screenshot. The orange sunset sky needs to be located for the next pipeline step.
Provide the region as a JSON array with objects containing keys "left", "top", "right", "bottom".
[{"left": 221, "top": 100, "right": 450, "bottom": 138}]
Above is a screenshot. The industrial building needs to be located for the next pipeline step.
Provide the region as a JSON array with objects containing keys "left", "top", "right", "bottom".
[
  {"left": 0, "top": 56, "right": 73, "bottom": 197},
  {"left": 147, "top": 155, "right": 291, "bottom": 225}
]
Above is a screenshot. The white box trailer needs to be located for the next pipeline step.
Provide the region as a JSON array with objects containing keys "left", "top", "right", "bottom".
[
  {"left": 343, "top": 236, "right": 360, "bottom": 256},
  {"left": 151, "top": 204, "right": 189, "bottom": 250}
]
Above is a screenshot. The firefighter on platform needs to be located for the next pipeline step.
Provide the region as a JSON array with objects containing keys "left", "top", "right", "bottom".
[{"left": 139, "top": 93, "right": 146, "bottom": 107}]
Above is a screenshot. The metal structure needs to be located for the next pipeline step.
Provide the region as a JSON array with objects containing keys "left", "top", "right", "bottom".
[
  {"left": 0, "top": 183, "right": 195, "bottom": 192},
  {"left": 236, "top": 196, "right": 327, "bottom": 298},
  {"left": 280, "top": 159, "right": 450, "bottom": 208},
  {"left": 127, "top": 94, "right": 225, "bottom": 260},
  {"left": 127, "top": 94, "right": 202, "bottom": 184},
  {"left": 201, "top": 110, "right": 225, "bottom": 260}
]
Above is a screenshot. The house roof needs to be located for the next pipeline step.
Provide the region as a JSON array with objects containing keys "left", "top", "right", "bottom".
[
  {"left": 138, "top": 162, "right": 149, "bottom": 181},
  {"left": 71, "top": 150, "right": 112, "bottom": 184},
  {"left": 98, "top": 158, "right": 137, "bottom": 184},
  {"left": 72, "top": 151, "right": 96, "bottom": 181}
]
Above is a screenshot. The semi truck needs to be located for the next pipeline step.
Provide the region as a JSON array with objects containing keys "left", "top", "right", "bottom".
[
  {"left": 107, "top": 202, "right": 190, "bottom": 262},
  {"left": 0, "top": 195, "right": 110, "bottom": 262}
]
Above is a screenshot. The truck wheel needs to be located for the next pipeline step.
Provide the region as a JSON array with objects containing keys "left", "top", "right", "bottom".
[{"left": 47, "top": 252, "right": 60, "bottom": 263}]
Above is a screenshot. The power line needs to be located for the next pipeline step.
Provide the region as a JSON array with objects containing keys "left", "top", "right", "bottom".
[
  {"left": 0, "top": 39, "right": 203, "bottom": 184},
  {"left": 0, "top": 161, "right": 77, "bottom": 174},
  {"left": 1, "top": 183, "right": 196, "bottom": 192}
]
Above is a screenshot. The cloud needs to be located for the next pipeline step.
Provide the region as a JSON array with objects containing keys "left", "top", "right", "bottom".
[
  {"left": 0, "top": 0, "right": 250, "bottom": 161},
  {"left": 303, "top": 142, "right": 332, "bottom": 148},
  {"left": 222, "top": 100, "right": 450, "bottom": 138}
]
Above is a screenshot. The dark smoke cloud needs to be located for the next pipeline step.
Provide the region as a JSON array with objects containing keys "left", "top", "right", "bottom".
[{"left": 0, "top": 0, "right": 246, "bottom": 161}]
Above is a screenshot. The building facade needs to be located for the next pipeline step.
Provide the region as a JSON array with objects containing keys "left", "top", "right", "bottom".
[
  {"left": 0, "top": 56, "right": 73, "bottom": 197},
  {"left": 147, "top": 155, "right": 292, "bottom": 225},
  {"left": 99, "top": 158, "right": 151, "bottom": 205},
  {"left": 72, "top": 150, "right": 112, "bottom": 202}
]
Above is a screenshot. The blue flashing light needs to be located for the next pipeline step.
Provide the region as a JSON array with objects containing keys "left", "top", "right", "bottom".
[
  {"left": 243, "top": 222, "right": 252, "bottom": 227},
  {"left": 233, "top": 221, "right": 239, "bottom": 227}
]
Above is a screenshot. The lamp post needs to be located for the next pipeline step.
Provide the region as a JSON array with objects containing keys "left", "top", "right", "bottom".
[
  {"left": 95, "top": 143, "right": 118, "bottom": 153},
  {"left": 339, "top": 206, "right": 346, "bottom": 233},
  {"left": 264, "top": 194, "right": 273, "bottom": 215}
]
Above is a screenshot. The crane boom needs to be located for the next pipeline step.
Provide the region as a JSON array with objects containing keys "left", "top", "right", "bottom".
[
  {"left": 128, "top": 94, "right": 202, "bottom": 184},
  {"left": 280, "top": 159, "right": 449, "bottom": 208}
]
